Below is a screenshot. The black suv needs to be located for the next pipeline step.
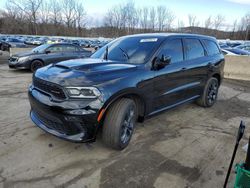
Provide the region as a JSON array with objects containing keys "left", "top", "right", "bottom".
[{"left": 28, "top": 33, "right": 224, "bottom": 150}]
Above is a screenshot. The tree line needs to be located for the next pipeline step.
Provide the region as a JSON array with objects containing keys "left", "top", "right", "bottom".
[{"left": 0, "top": 0, "right": 249, "bottom": 40}]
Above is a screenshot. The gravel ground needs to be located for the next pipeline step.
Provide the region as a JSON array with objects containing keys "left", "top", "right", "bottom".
[{"left": 0, "top": 61, "right": 250, "bottom": 188}]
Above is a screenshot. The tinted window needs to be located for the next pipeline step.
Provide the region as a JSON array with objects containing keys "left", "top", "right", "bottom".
[
  {"left": 63, "top": 45, "right": 78, "bottom": 51},
  {"left": 92, "top": 37, "right": 162, "bottom": 64},
  {"left": 184, "top": 39, "right": 205, "bottom": 60},
  {"left": 32, "top": 44, "right": 50, "bottom": 53},
  {"left": 47, "top": 45, "right": 64, "bottom": 53},
  {"left": 203, "top": 40, "right": 220, "bottom": 55},
  {"left": 158, "top": 39, "right": 183, "bottom": 63}
]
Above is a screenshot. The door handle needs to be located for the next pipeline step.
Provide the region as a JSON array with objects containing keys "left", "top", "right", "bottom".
[{"left": 181, "top": 67, "right": 187, "bottom": 71}]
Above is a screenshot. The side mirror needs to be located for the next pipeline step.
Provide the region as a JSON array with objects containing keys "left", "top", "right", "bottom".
[
  {"left": 45, "top": 50, "right": 51, "bottom": 54},
  {"left": 152, "top": 55, "right": 171, "bottom": 70}
]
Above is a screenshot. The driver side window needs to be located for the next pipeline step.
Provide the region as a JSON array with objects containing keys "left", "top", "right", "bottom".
[{"left": 158, "top": 39, "right": 184, "bottom": 63}]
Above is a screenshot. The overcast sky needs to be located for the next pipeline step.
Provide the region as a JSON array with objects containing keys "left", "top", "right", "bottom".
[{"left": 0, "top": 0, "right": 249, "bottom": 28}]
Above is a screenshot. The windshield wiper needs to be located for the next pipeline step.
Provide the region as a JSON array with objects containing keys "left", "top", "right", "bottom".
[
  {"left": 104, "top": 46, "right": 108, "bottom": 60},
  {"left": 119, "top": 47, "right": 129, "bottom": 60}
]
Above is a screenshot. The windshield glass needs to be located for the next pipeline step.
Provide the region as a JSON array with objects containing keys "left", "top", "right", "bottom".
[
  {"left": 32, "top": 44, "right": 50, "bottom": 53},
  {"left": 91, "top": 36, "right": 162, "bottom": 64}
]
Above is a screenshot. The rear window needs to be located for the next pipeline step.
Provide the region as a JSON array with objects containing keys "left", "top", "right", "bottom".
[
  {"left": 184, "top": 39, "right": 205, "bottom": 60},
  {"left": 203, "top": 40, "right": 220, "bottom": 56}
]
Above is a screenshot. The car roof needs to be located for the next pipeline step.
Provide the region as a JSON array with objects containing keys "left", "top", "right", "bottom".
[
  {"left": 50, "top": 43, "right": 78, "bottom": 46},
  {"left": 124, "top": 33, "right": 216, "bottom": 41}
]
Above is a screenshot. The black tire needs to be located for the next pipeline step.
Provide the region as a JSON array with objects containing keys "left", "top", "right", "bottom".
[
  {"left": 102, "top": 98, "right": 137, "bottom": 150},
  {"left": 30, "top": 60, "right": 44, "bottom": 72},
  {"left": 197, "top": 77, "right": 219, "bottom": 107}
]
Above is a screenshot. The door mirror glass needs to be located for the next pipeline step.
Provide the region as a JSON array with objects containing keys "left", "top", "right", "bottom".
[
  {"left": 45, "top": 50, "right": 51, "bottom": 54},
  {"left": 152, "top": 55, "right": 171, "bottom": 70},
  {"left": 161, "top": 55, "right": 171, "bottom": 64}
]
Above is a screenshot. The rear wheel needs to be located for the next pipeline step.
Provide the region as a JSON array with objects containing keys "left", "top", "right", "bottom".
[
  {"left": 197, "top": 77, "right": 219, "bottom": 107},
  {"left": 30, "top": 60, "right": 44, "bottom": 72},
  {"left": 102, "top": 98, "right": 137, "bottom": 150}
]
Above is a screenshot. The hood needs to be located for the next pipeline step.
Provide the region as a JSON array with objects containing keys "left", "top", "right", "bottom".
[
  {"left": 12, "top": 51, "right": 39, "bottom": 58},
  {"left": 35, "top": 58, "right": 138, "bottom": 86}
]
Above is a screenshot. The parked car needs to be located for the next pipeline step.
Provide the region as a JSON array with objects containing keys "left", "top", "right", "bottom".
[
  {"left": 9, "top": 43, "right": 92, "bottom": 72},
  {"left": 0, "top": 38, "right": 26, "bottom": 51},
  {"left": 235, "top": 44, "right": 250, "bottom": 52},
  {"left": 28, "top": 33, "right": 224, "bottom": 150},
  {"left": 94, "top": 41, "right": 109, "bottom": 50},
  {"left": 71, "top": 40, "right": 80, "bottom": 46},
  {"left": 222, "top": 48, "right": 250, "bottom": 56},
  {"left": 79, "top": 40, "right": 91, "bottom": 48},
  {"left": 227, "top": 42, "right": 242, "bottom": 48}
]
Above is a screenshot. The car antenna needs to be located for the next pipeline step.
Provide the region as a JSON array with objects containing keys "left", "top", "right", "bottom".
[{"left": 104, "top": 46, "right": 108, "bottom": 60}]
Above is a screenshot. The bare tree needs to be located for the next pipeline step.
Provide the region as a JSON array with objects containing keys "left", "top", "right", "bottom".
[
  {"left": 204, "top": 16, "right": 212, "bottom": 29},
  {"left": 40, "top": 0, "right": 50, "bottom": 24},
  {"left": 125, "top": 2, "right": 138, "bottom": 34},
  {"left": 74, "top": 1, "right": 87, "bottom": 36},
  {"left": 62, "top": 0, "right": 77, "bottom": 28},
  {"left": 139, "top": 7, "right": 149, "bottom": 30},
  {"left": 8, "top": 0, "right": 43, "bottom": 34},
  {"left": 188, "top": 14, "right": 199, "bottom": 27},
  {"left": 213, "top": 14, "right": 225, "bottom": 30},
  {"left": 51, "top": 0, "right": 62, "bottom": 26},
  {"left": 157, "top": 6, "right": 167, "bottom": 31},
  {"left": 149, "top": 7, "right": 156, "bottom": 30},
  {"left": 165, "top": 10, "right": 175, "bottom": 31}
]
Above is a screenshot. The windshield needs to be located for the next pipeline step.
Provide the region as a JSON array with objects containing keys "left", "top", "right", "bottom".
[
  {"left": 32, "top": 44, "right": 50, "bottom": 53},
  {"left": 91, "top": 36, "right": 162, "bottom": 64}
]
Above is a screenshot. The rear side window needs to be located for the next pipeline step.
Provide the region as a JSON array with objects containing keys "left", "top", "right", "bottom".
[
  {"left": 158, "top": 39, "right": 183, "bottom": 63},
  {"left": 184, "top": 39, "right": 205, "bottom": 60},
  {"left": 63, "top": 45, "right": 78, "bottom": 52},
  {"left": 203, "top": 40, "right": 220, "bottom": 55},
  {"left": 47, "top": 45, "right": 64, "bottom": 52}
]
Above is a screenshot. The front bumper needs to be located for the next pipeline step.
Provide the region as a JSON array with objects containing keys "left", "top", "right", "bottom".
[
  {"left": 9, "top": 61, "right": 29, "bottom": 70},
  {"left": 28, "top": 87, "right": 100, "bottom": 142}
]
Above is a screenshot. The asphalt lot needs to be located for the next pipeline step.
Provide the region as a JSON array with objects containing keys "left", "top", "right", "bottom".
[{"left": 1, "top": 55, "right": 250, "bottom": 188}]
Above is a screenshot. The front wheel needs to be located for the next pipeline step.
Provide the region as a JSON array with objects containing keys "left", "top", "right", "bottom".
[
  {"left": 197, "top": 77, "right": 219, "bottom": 107},
  {"left": 102, "top": 98, "right": 137, "bottom": 150},
  {"left": 30, "top": 60, "right": 44, "bottom": 72}
]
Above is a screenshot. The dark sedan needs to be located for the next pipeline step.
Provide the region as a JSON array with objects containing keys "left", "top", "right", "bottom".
[{"left": 9, "top": 43, "right": 92, "bottom": 72}]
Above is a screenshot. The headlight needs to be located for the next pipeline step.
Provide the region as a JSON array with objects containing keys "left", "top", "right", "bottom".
[
  {"left": 18, "top": 56, "right": 29, "bottom": 63},
  {"left": 66, "top": 87, "right": 101, "bottom": 99}
]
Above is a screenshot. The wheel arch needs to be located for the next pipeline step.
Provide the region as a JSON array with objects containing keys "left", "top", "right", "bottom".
[
  {"left": 212, "top": 73, "right": 221, "bottom": 85},
  {"left": 30, "top": 59, "right": 45, "bottom": 67},
  {"left": 98, "top": 89, "right": 146, "bottom": 124}
]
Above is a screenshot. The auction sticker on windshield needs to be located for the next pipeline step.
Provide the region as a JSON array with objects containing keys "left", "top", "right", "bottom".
[{"left": 140, "top": 38, "right": 158, "bottom": 42}]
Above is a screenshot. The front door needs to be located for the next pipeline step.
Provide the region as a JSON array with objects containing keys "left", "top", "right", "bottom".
[{"left": 152, "top": 38, "right": 189, "bottom": 112}]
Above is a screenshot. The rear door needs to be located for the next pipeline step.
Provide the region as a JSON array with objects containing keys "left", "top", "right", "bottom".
[
  {"left": 182, "top": 38, "right": 209, "bottom": 98},
  {"left": 62, "top": 45, "right": 90, "bottom": 60},
  {"left": 45, "top": 44, "right": 65, "bottom": 65},
  {"left": 61, "top": 45, "right": 79, "bottom": 60}
]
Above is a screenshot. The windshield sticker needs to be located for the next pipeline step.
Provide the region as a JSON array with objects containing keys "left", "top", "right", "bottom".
[{"left": 140, "top": 38, "right": 158, "bottom": 43}]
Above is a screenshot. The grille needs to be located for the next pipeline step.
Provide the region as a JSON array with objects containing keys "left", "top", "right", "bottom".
[
  {"left": 33, "top": 77, "right": 66, "bottom": 99},
  {"left": 33, "top": 110, "right": 80, "bottom": 135},
  {"left": 9, "top": 56, "right": 18, "bottom": 61}
]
